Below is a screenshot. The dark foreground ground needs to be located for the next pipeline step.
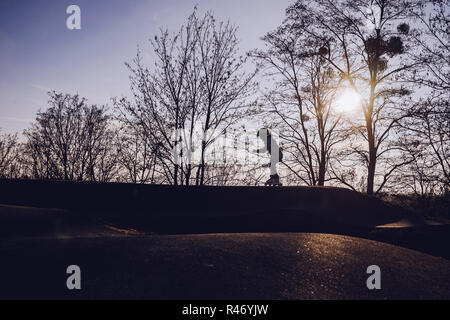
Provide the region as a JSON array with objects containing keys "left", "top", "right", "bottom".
[
  {"left": 1, "top": 232, "right": 449, "bottom": 300},
  {"left": 0, "top": 182, "right": 449, "bottom": 300}
]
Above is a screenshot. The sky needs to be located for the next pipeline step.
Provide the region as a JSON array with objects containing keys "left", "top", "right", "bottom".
[{"left": 0, "top": 0, "right": 292, "bottom": 133}]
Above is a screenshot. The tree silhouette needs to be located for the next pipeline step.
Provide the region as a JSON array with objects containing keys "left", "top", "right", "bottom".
[
  {"left": 284, "top": 0, "right": 424, "bottom": 194},
  {"left": 252, "top": 28, "right": 348, "bottom": 186},
  {"left": 116, "top": 9, "right": 256, "bottom": 185},
  {"left": 24, "top": 91, "right": 116, "bottom": 181}
]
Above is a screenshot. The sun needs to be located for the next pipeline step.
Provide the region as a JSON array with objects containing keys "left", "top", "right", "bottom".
[{"left": 334, "top": 88, "right": 361, "bottom": 113}]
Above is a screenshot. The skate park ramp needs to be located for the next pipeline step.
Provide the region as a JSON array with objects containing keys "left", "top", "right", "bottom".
[{"left": 0, "top": 179, "right": 404, "bottom": 234}]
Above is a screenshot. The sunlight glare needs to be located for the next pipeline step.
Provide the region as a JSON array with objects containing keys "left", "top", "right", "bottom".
[{"left": 334, "top": 88, "right": 361, "bottom": 113}]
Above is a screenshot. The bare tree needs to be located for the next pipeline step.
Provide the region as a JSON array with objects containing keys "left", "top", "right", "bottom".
[
  {"left": 402, "top": 0, "right": 450, "bottom": 191},
  {"left": 84, "top": 105, "right": 119, "bottom": 182},
  {"left": 410, "top": 0, "right": 450, "bottom": 91},
  {"left": 401, "top": 99, "right": 450, "bottom": 190},
  {"left": 114, "top": 122, "right": 159, "bottom": 184},
  {"left": 117, "top": 9, "right": 256, "bottom": 186},
  {"left": 252, "top": 27, "right": 348, "bottom": 186},
  {"left": 192, "top": 12, "right": 257, "bottom": 185},
  {"left": 24, "top": 91, "right": 116, "bottom": 181},
  {"left": 0, "top": 130, "right": 19, "bottom": 178},
  {"left": 285, "top": 0, "right": 424, "bottom": 194}
]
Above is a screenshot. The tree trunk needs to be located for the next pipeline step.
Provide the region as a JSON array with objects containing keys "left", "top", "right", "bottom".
[
  {"left": 366, "top": 117, "right": 376, "bottom": 195},
  {"left": 366, "top": 29, "right": 381, "bottom": 195},
  {"left": 318, "top": 150, "right": 326, "bottom": 186},
  {"left": 367, "top": 150, "right": 376, "bottom": 195},
  {"left": 199, "top": 140, "right": 207, "bottom": 186}
]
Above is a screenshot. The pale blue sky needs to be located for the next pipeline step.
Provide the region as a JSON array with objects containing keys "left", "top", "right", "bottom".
[{"left": 0, "top": 0, "right": 292, "bottom": 133}]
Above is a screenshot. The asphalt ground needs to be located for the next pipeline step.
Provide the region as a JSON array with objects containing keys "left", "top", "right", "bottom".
[{"left": 1, "top": 233, "right": 449, "bottom": 299}]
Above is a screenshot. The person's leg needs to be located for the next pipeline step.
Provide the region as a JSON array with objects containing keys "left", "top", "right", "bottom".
[{"left": 270, "top": 153, "right": 278, "bottom": 176}]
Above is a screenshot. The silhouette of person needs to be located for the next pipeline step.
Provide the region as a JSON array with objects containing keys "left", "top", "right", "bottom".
[{"left": 255, "top": 128, "right": 283, "bottom": 186}]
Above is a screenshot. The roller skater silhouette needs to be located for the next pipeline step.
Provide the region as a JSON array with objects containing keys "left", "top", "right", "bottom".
[{"left": 254, "top": 128, "right": 283, "bottom": 186}]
